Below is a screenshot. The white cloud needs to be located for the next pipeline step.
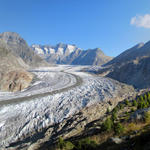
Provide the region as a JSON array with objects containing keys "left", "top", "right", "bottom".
[{"left": 130, "top": 14, "right": 150, "bottom": 28}]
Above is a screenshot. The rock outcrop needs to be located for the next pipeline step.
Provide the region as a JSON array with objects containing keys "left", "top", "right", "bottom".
[
  {"left": 0, "top": 70, "right": 33, "bottom": 92},
  {"left": 0, "top": 44, "right": 33, "bottom": 92}
]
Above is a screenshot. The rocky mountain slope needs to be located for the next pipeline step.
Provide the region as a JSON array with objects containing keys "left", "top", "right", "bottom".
[
  {"left": 31, "top": 43, "right": 112, "bottom": 65},
  {"left": 0, "top": 42, "right": 33, "bottom": 92},
  {"left": 100, "top": 41, "right": 150, "bottom": 89},
  {"left": 0, "top": 32, "right": 48, "bottom": 67}
]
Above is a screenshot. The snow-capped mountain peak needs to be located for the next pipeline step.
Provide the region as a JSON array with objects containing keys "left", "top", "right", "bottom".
[
  {"left": 31, "top": 43, "right": 112, "bottom": 65},
  {"left": 31, "top": 43, "right": 79, "bottom": 56}
]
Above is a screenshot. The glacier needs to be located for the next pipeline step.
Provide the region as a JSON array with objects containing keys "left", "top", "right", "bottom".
[{"left": 0, "top": 65, "right": 127, "bottom": 148}]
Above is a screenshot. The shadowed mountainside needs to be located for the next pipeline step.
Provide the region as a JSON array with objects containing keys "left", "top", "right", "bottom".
[{"left": 101, "top": 41, "right": 150, "bottom": 89}]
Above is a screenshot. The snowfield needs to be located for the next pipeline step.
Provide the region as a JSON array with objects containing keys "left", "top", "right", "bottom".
[{"left": 0, "top": 65, "right": 125, "bottom": 148}]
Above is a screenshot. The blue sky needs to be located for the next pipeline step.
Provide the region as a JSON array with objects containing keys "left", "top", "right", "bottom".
[{"left": 0, "top": 0, "right": 150, "bottom": 56}]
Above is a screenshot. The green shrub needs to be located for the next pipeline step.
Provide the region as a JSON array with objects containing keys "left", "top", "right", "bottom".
[
  {"left": 133, "top": 100, "right": 137, "bottom": 107},
  {"left": 137, "top": 100, "right": 147, "bottom": 109},
  {"left": 112, "top": 112, "right": 117, "bottom": 122},
  {"left": 144, "top": 111, "right": 150, "bottom": 123},
  {"left": 102, "top": 117, "right": 113, "bottom": 132},
  {"left": 74, "top": 138, "right": 97, "bottom": 150},
  {"left": 113, "top": 107, "right": 118, "bottom": 113},
  {"left": 114, "top": 122, "right": 124, "bottom": 135},
  {"left": 144, "top": 94, "right": 147, "bottom": 100},
  {"left": 58, "top": 137, "right": 75, "bottom": 150},
  {"left": 65, "top": 141, "right": 74, "bottom": 150},
  {"left": 131, "top": 108, "right": 135, "bottom": 112},
  {"left": 140, "top": 95, "right": 144, "bottom": 101},
  {"left": 58, "top": 137, "right": 66, "bottom": 149},
  {"left": 120, "top": 103, "right": 124, "bottom": 109},
  {"left": 147, "top": 98, "right": 150, "bottom": 105},
  {"left": 146, "top": 101, "right": 149, "bottom": 107},
  {"left": 147, "top": 92, "right": 150, "bottom": 101},
  {"left": 125, "top": 99, "right": 129, "bottom": 106}
]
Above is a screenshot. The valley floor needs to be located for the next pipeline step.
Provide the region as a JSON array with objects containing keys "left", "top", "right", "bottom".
[{"left": 0, "top": 65, "right": 132, "bottom": 149}]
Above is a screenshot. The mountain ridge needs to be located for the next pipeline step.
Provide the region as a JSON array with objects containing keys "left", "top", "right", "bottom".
[
  {"left": 0, "top": 32, "right": 49, "bottom": 67},
  {"left": 100, "top": 41, "right": 150, "bottom": 89},
  {"left": 31, "top": 43, "right": 112, "bottom": 65}
]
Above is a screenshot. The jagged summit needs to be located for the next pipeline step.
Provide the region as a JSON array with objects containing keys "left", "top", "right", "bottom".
[
  {"left": 0, "top": 31, "right": 112, "bottom": 66},
  {"left": 32, "top": 43, "right": 79, "bottom": 55},
  {"left": 31, "top": 43, "right": 112, "bottom": 65},
  {"left": 0, "top": 31, "right": 19, "bottom": 37},
  {"left": 0, "top": 32, "right": 27, "bottom": 46}
]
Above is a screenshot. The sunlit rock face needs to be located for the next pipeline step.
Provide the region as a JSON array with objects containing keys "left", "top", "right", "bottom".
[{"left": 0, "top": 70, "right": 33, "bottom": 92}]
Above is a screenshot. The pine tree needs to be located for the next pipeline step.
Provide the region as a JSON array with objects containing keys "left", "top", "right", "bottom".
[
  {"left": 140, "top": 95, "right": 144, "bottom": 101},
  {"left": 125, "top": 99, "right": 129, "bottom": 106},
  {"left": 114, "top": 122, "right": 124, "bottom": 135},
  {"left": 112, "top": 112, "right": 117, "bottom": 122},
  {"left": 102, "top": 117, "right": 113, "bottom": 132},
  {"left": 144, "top": 94, "right": 147, "bottom": 100},
  {"left": 148, "top": 92, "right": 150, "bottom": 100},
  {"left": 133, "top": 100, "right": 137, "bottom": 107}
]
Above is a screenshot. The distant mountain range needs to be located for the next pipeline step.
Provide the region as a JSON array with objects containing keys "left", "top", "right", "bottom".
[
  {"left": 0, "top": 32, "right": 113, "bottom": 67},
  {"left": 0, "top": 32, "right": 113, "bottom": 91},
  {"left": 31, "top": 44, "right": 112, "bottom": 65},
  {"left": 1, "top": 31, "right": 150, "bottom": 90}
]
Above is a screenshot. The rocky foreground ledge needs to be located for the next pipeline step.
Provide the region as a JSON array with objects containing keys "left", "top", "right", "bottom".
[{"left": 0, "top": 70, "right": 33, "bottom": 92}]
